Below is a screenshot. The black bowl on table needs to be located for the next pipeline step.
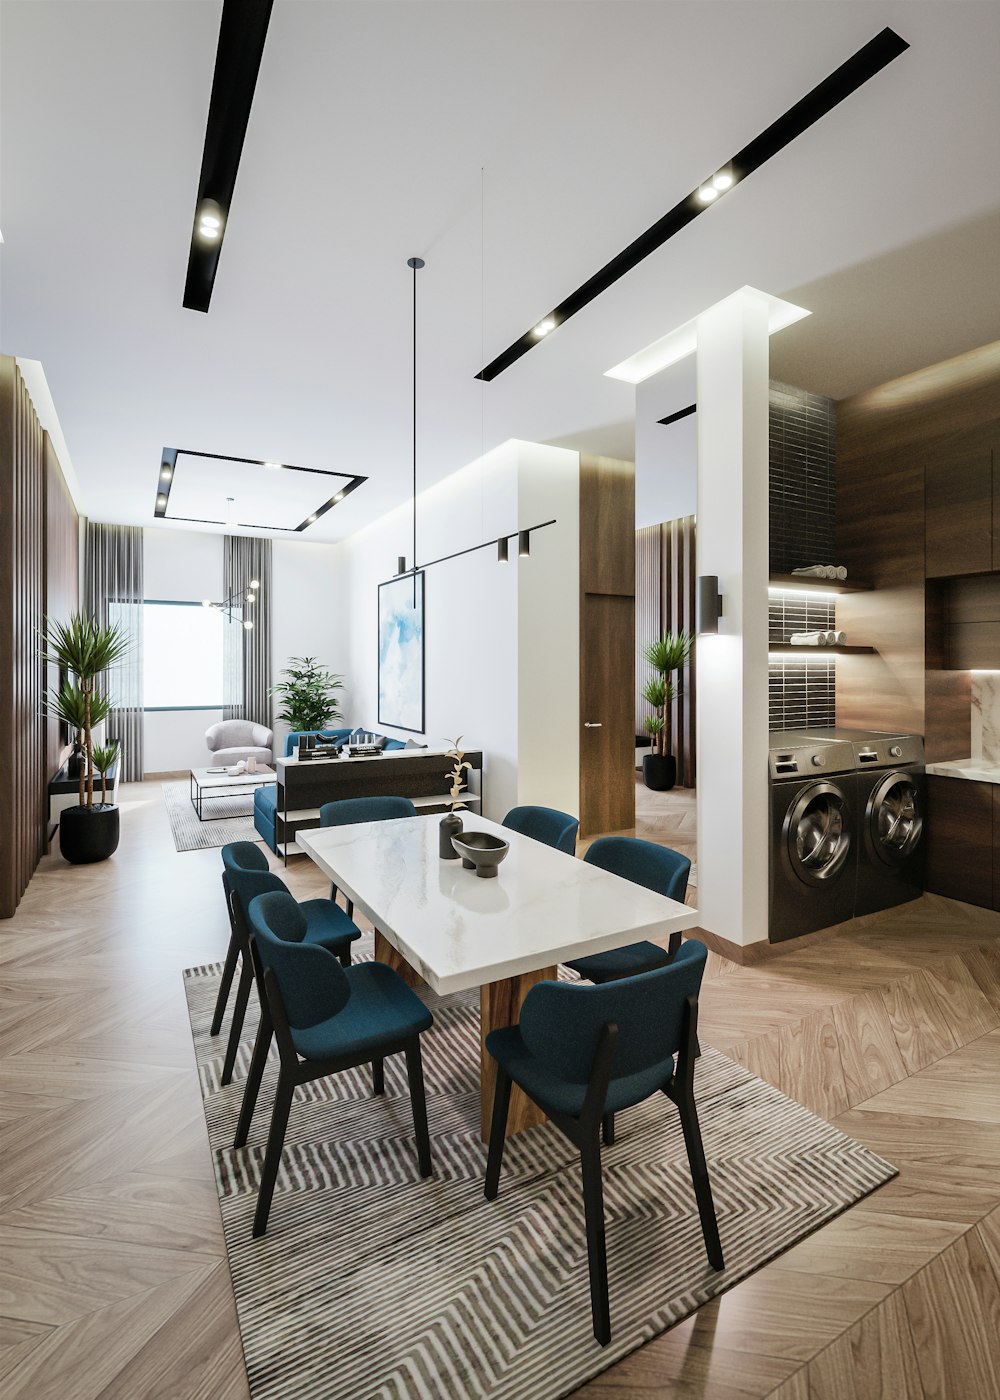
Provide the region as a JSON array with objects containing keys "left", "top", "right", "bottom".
[{"left": 451, "top": 830, "right": 510, "bottom": 878}]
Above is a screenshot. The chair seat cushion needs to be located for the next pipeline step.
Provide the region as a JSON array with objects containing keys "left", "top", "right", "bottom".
[
  {"left": 291, "top": 961, "right": 433, "bottom": 1061},
  {"left": 213, "top": 746, "right": 273, "bottom": 766},
  {"left": 301, "top": 898, "right": 362, "bottom": 952},
  {"left": 564, "top": 940, "right": 672, "bottom": 984},
  {"left": 486, "top": 1023, "right": 673, "bottom": 1118},
  {"left": 255, "top": 786, "right": 277, "bottom": 816}
]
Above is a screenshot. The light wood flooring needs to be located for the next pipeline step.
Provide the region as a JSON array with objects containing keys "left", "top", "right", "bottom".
[{"left": 2, "top": 780, "right": 1000, "bottom": 1398}]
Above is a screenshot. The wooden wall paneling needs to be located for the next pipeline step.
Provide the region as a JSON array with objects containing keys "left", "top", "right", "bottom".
[
  {"left": 994, "top": 786, "right": 1000, "bottom": 914},
  {"left": 579, "top": 456, "right": 635, "bottom": 838},
  {"left": 924, "top": 427, "right": 993, "bottom": 579},
  {"left": 924, "top": 776, "right": 993, "bottom": 909},
  {"left": 0, "top": 358, "right": 47, "bottom": 918},
  {"left": 923, "top": 579, "right": 972, "bottom": 762},
  {"left": 44, "top": 433, "right": 80, "bottom": 781}
]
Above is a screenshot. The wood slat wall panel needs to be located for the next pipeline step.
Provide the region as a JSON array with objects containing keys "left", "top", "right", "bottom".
[
  {"left": 0, "top": 358, "right": 55, "bottom": 918},
  {"left": 635, "top": 516, "right": 696, "bottom": 787},
  {"left": 44, "top": 434, "right": 80, "bottom": 781}
]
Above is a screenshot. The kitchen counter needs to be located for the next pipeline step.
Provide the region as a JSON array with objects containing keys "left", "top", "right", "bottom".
[{"left": 926, "top": 758, "right": 1000, "bottom": 785}]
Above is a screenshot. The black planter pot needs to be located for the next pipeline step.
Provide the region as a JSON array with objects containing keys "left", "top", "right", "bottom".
[
  {"left": 59, "top": 804, "right": 120, "bottom": 865},
  {"left": 642, "top": 753, "right": 677, "bottom": 792}
]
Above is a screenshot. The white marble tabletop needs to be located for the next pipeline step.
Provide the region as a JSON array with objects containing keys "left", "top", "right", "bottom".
[
  {"left": 297, "top": 814, "right": 698, "bottom": 995},
  {"left": 926, "top": 758, "right": 1000, "bottom": 786}
]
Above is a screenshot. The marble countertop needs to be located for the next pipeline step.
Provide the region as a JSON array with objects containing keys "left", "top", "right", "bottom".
[
  {"left": 926, "top": 759, "right": 1000, "bottom": 785},
  {"left": 298, "top": 814, "right": 698, "bottom": 995}
]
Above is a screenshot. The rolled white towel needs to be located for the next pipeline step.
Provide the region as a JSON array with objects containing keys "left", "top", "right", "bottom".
[
  {"left": 789, "top": 631, "right": 826, "bottom": 645},
  {"left": 831, "top": 630, "right": 846, "bottom": 645},
  {"left": 791, "top": 565, "right": 827, "bottom": 578},
  {"left": 835, "top": 565, "right": 848, "bottom": 580}
]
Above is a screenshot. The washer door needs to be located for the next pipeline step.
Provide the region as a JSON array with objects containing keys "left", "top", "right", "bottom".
[
  {"left": 868, "top": 771, "right": 922, "bottom": 865},
  {"left": 783, "top": 781, "right": 853, "bottom": 886}
]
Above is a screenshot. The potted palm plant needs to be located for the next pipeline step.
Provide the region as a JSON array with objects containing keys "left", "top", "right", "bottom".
[
  {"left": 270, "top": 657, "right": 345, "bottom": 732},
  {"left": 43, "top": 613, "right": 130, "bottom": 864},
  {"left": 641, "top": 630, "right": 692, "bottom": 791}
]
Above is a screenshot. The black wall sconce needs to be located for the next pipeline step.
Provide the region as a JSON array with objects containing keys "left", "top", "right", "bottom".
[{"left": 697, "top": 575, "right": 724, "bottom": 634}]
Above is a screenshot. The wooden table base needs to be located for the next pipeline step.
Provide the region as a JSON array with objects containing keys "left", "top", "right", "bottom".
[
  {"left": 480, "top": 966, "right": 556, "bottom": 1141},
  {"left": 373, "top": 933, "right": 552, "bottom": 1142}
]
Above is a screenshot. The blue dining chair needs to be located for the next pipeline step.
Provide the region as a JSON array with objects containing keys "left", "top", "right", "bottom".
[
  {"left": 319, "top": 795, "right": 418, "bottom": 913},
  {"left": 484, "top": 940, "right": 723, "bottom": 1345},
  {"left": 564, "top": 838, "right": 691, "bottom": 984},
  {"left": 502, "top": 805, "right": 579, "bottom": 856},
  {"left": 212, "top": 842, "right": 361, "bottom": 1087},
  {"left": 244, "top": 890, "right": 434, "bottom": 1237}
]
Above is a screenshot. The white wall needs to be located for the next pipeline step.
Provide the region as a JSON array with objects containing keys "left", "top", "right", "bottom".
[
  {"left": 339, "top": 440, "right": 579, "bottom": 821},
  {"left": 635, "top": 358, "right": 698, "bottom": 528},
  {"left": 141, "top": 528, "right": 346, "bottom": 773}
]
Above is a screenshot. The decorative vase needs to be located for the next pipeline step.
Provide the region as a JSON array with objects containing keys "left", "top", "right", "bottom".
[
  {"left": 642, "top": 752, "right": 677, "bottom": 792},
  {"left": 439, "top": 811, "right": 463, "bottom": 859},
  {"left": 59, "top": 804, "right": 120, "bottom": 864}
]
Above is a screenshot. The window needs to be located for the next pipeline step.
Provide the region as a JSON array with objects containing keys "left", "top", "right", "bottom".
[{"left": 139, "top": 600, "right": 236, "bottom": 710}]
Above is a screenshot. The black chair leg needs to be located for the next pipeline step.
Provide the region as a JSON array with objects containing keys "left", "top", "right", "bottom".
[
  {"left": 676, "top": 1090, "right": 724, "bottom": 1270},
  {"left": 404, "top": 1038, "right": 432, "bottom": 1178},
  {"left": 484, "top": 1068, "right": 513, "bottom": 1200},
  {"left": 252, "top": 1071, "right": 295, "bottom": 1238},
  {"left": 580, "top": 1133, "right": 611, "bottom": 1346},
  {"left": 233, "top": 1008, "right": 273, "bottom": 1149},
  {"left": 329, "top": 880, "right": 338, "bottom": 903},
  {"left": 602, "top": 1112, "right": 615, "bottom": 1145},
  {"left": 338, "top": 948, "right": 352, "bottom": 968},
  {"left": 346, "top": 899, "right": 354, "bottom": 921},
  {"left": 221, "top": 961, "right": 255, "bottom": 1087},
  {"left": 211, "top": 934, "right": 240, "bottom": 1036},
  {"left": 372, "top": 1057, "right": 385, "bottom": 1096}
]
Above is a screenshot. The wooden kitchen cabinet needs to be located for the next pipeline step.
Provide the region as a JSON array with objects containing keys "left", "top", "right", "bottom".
[
  {"left": 924, "top": 429, "right": 994, "bottom": 578},
  {"left": 924, "top": 775, "right": 994, "bottom": 909}
]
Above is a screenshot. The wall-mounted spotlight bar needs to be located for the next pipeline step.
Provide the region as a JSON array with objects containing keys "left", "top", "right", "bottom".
[
  {"left": 475, "top": 26, "right": 908, "bottom": 382},
  {"left": 183, "top": 0, "right": 273, "bottom": 312},
  {"left": 658, "top": 403, "right": 697, "bottom": 427},
  {"left": 696, "top": 575, "right": 724, "bottom": 635},
  {"left": 393, "top": 519, "right": 556, "bottom": 580}
]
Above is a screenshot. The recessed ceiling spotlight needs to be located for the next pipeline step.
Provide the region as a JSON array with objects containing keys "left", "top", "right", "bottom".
[
  {"left": 160, "top": 466, "right": 171, "bottom": 478},
  {"left": 532, "top": 318, "right": 556, "bottom": 338},
  {"left": 307, "top": 513, "right": 318, "bottom": 523},
  {"left": 712, "top": 168, "right": 734, "bottom": 191},
  {"left": 333, "top": 490, "right": 345, "bottom": 502},
  {"left": 156, "top": 493, "right": 167, "bottom": 505},
  {"left": 263, "top": 461, "right": 280, "bottom": 470},
  {"left": 697, "top": 184, "right": 718, "bottom": 203}
]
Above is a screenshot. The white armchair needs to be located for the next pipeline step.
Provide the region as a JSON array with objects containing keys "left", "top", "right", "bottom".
[{"left": 205, "top": 719, "right": 273, "bottom": 767}]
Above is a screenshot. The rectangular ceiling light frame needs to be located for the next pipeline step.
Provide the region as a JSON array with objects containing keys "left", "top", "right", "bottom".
[
  {"left": 154, "top": 448, "right": 367, "bottom": 532},
  {"left": 474, "top": 26, "right": 908, "bottom": 382}
]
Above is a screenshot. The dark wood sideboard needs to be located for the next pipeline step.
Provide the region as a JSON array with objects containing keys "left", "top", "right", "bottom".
[{"left": 274, "top": 747, "right": 484, "bottom": 860}]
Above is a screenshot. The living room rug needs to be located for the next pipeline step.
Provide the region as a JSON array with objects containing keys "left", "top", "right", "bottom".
[
  {"left": 163, "top": 781, "right": 260, "bottom": 853},
  {"left": 184, "top": 947, "right": 896, "bottom": 1400}
]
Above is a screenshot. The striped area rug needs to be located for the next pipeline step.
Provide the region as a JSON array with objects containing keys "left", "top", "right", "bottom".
[
  {"left": 162, "top": 781, "right": 260, "bottom": 853},
  {"left": 184, "top": 945, "right": 896, "bottom": 1399}
]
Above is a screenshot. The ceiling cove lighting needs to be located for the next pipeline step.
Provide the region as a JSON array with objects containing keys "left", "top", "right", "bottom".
[
  {"left": 153, "top": 447, "right": 366, "bottom": 529},
  {"left": 183, "top": 0, "right": 273, "bottom": 313},
  {"left": 475, "top": 26, "right": 908, "bottom": 382}
]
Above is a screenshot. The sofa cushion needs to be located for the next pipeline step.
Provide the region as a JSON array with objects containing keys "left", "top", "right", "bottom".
[{"left": 254, "top": 785, "right": 278, "bottom": 817}]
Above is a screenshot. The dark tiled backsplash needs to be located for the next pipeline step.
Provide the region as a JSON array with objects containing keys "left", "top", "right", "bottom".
[{"left": 768, "top": 381, "right": 837, "bottom": 730}]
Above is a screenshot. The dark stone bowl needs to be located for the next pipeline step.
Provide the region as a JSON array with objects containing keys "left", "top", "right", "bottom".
[{"left": 451, "top": 830, "right": 510, "bottom": 878}]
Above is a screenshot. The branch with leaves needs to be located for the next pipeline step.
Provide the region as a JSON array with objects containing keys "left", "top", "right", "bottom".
[
  {"left": 270, "top": 657, "right": 345, "bottom": 732},
  {"left": 444, "top": 736, "right": 473, "bottom": 812}
]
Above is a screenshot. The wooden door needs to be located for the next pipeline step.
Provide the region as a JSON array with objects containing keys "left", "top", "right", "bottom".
[
  {"left": 925, "top": 428, "right": 993, "bottom": 578},
  {"left": 580, "top": 593, "right": 635, "bottom": 836}
]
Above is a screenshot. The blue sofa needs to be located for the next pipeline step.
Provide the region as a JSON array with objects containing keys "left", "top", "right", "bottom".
[{"left": 254, "top": 729, "right": 407, "bottom": 851}]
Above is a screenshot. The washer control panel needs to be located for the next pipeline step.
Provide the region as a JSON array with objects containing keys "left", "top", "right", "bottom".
[{"left": 768, "top": 739, "right": 857, "bottom": 780}]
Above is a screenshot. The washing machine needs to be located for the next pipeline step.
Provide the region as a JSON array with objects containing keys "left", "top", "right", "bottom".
[
  {"left": 850, "top": 731, "right": 925, "bottom": 914},
  {"left": 768, "top": 732, "right": 859, "bottom": 942}
]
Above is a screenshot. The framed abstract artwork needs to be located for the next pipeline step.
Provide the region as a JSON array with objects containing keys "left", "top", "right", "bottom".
[{"left": 377, "top": 571, "right": 425, "bottom": 733}]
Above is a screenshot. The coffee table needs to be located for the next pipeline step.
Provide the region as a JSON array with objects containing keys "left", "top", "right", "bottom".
[
  {"left": 298, "top": 814, "right": 697, "bottom": 1138},
  {"left": 189, "top": 765, "right": 275, "bottom": 822}
]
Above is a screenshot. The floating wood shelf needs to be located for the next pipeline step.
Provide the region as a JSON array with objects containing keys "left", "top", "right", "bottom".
[
  {"left": 768, "top": 572, "right": 871, "bottom": 594},
  {"left": 768, "top": 643, "right": 876, "bottom": 656}
]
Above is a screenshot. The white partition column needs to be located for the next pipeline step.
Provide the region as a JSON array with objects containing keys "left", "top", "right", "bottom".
[{"left": 694, "top": 291, "right": 771, "bottom": 948}]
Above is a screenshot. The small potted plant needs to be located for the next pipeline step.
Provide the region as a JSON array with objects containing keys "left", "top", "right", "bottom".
[
  {"left": 271, "top": 657, "right": 345, "bottom": 735},
  {"left": 439, "top": 736, "right": 472, "bottom": 858},
  {"left": 42, "top": 613, "right": 130, "bottom": 864},
  {"left": 641, "top": 631, "right": 692, "bottom": 791}
]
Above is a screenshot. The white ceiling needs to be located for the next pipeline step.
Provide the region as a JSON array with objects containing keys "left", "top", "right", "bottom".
[{"left": 2, "top": 0, "right": 999, "bottom": 544}]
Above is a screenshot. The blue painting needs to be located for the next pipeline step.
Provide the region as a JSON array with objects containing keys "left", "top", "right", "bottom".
[{"left": 378, "top": 572, "right": 425, "bottom": 733}]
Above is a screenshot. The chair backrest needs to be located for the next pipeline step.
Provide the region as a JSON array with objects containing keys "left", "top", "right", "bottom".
[
  {"left": 207, "top": 719, "right": 273, "bottom": 752},
  {"left": 221, "top": 841, "right": 288, "bottom": 926},
  {"left": 502, "top": 805, "right": 579, "bottom": 855},
  {"left": 519, "top": 940, "right": 707, "bottom": 1083},
  {"left": 319, "top": 795, "right": 417, "bottom": 827},
  {"left": 248, "top": 890, "right": 350, "bottom": 1027},
  {"left": 584, "top": 836, "right": 690, "bottom": 903}
]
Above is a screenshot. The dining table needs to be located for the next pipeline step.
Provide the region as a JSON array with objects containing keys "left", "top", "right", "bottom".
[{"left": 297, "top": 813, "right": 699, "bottom": 1139}]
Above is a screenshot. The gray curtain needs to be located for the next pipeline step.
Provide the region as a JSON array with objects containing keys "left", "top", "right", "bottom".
[
  {"left": 223, "top": 535, "right": 272, "bottom": 727},
  {"left": 84, "top": 522, "right": 144, "bottom": 781}
]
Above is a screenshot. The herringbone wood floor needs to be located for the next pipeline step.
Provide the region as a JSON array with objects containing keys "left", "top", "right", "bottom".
[{"left": 2, "top": 781, "right": 1000, "bottom": 1398}]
